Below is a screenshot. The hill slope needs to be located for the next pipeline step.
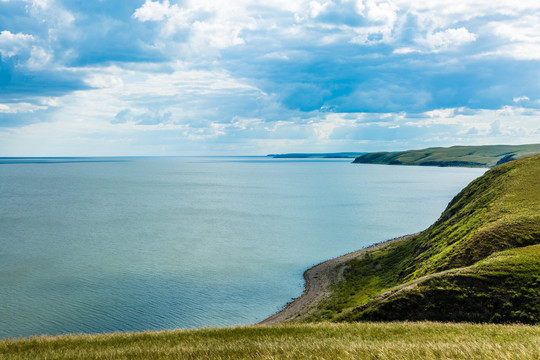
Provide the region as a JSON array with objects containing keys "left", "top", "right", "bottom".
[
  {"left": 352, "top": 144, "right": 540, "bottom": 167},
  {"left": 309, "top": 154, "right": 540, "bottom": 324}
]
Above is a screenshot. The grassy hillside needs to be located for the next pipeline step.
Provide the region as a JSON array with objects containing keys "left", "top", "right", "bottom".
[
  {"left": 308, "top": 154, "right": 540, "bottom": 323},
  {"left": 1, "top": 322, "right": 539, "bottom": 360},
  {"left": 350, "top": 244, "right": 540, "bottom": 323},
  {"left": 352, "top": 144, "right": 540, "bottom": 167}
]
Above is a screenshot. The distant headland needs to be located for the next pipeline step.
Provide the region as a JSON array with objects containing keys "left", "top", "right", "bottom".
[
  {"left": 267, "top": 152, "right": 366, "bottom": 158},
  {"left": 352, "top": 144, "right": 540, "bottom": 167},
  {"left": 268, "top": 144, "right": 540, "bottom": 167}
]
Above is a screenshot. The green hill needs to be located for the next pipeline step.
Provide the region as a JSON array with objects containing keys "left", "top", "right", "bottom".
[
  {"left": 352, "top": 144, "right": 540, "bottom": 167},
  {"left": 308, "top": 154, "right": 540, "bottom": 324}
]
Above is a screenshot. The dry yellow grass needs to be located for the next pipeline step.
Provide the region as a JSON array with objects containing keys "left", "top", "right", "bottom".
[{"left": 1, "top": 322, "right": 539, "bottom": 359}]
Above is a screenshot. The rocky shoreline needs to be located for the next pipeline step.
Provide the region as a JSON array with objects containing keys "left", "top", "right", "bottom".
[{"left": 259, "top": 234, "right": 416, "bottom": 325}]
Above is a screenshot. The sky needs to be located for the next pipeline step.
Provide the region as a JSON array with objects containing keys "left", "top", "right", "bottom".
[{"left": 1, "top": 0, "right": 540, "bottom": 156}]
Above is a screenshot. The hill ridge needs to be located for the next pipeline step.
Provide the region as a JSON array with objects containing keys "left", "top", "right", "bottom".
[
  {"left": 307, "top": 154, "right": 540, "bottom": 324},
  {"left": 352, "top": 144, "right": 540, "bottom": 168}
]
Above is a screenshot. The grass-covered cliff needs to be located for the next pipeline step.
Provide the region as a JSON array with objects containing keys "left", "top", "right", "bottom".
[
  {"left": 352, "top": 144, "right": 540, "bottom": 167},
  {"left": 309, "top": 154, "right": 540, "bottom": 324}
]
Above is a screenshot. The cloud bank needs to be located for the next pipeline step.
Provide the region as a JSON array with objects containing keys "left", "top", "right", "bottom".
[{"left": 1, "top": 0, "right": 539, "bottom": 155}]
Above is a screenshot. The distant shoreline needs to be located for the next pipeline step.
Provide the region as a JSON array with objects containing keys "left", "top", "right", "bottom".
[
  {"left": 258, "top": 233, "right": 416, "bottom": 325},
  {"left": 267, "top": 152, "right": 366, "bottom": 159}
]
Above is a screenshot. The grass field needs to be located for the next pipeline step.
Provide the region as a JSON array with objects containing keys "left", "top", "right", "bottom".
[
  {"left": 1, "top": 322, "right": 539, "bottom": 360},
  {"left": 353, "top": 144, "right": 540, "bottom": 167}
]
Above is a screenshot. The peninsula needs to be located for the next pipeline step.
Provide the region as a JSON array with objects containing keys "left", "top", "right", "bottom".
[
  {"left": 269, "top": 153, "right": 540, "bottom": 324},
  {"left": 352, "top": 144, "right": 540, "bottom": 167}
]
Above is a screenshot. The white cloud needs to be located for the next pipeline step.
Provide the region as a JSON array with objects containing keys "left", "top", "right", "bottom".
[
  {"left": 311, "top": 113, "right": 353, "bottom": 140},
  {"left": 416, "top": 27, "right": 477, "bottom": 53},
  {"left": 2, "top": 100, "right": 540, "bottom": 156},
  {"left": 26, "top": 0, "right": 75, "bottom": 30},
  {"left": 30, "top": 0, "right": 51, "bottom": 9},
  {"left": 0, "top": 30, "right": 34, "bottom": 57},
  {"left": 480, "top": 44, "right": 540, "bottom": 60},
  {"left": 402, "top": 106, "right": 540, "bottom": 141},
  {"left": 83, "top": 66, "right": 125, "bottom": 89},
  {"left": 363, "top": 0, "right": 398, "bottom": 24},
  {"left": 133, "top": 0, "right": 174, "bottom": 22},
  {"left": 0, "top": 0, "right": 76, "bottom": 71},
  {"left": 0, "top": 102, "right": 47, "bottom": 113},
  {"left": 129, "top": 0, "right": 537, "bottom": 59},
  {"left": 26, "top": 46, "right": 52, "bottom": 69},
  {"left": 424, "top": 27, "right": 477, "bottom": 51},
  {"left": 393, "top": 0, "right": 540, "bottom": 28},
  {"left": 491, "top": 20, "right": 539, "bottom": 43},
  {"left": 513, "top": 96, "right": 530, "bottom": 103},
  {"left": 309, "top": 1, "right": 329, "bottom": 18},
  {"left": 230, "top": 116, "right": 262, "bottom": 130},
  {"left": 191, "top": 20, "right": 246, "bottom": 49},
  {"left": 132, "top": 0, "right": 258, "bottom": 50},
  {"left": 30, "top": 64, "right": 272, "bottom": 137},
  {"left": 478, "top": 15, "right": 540, "bottom": 60},
  {"left": 4, "top": 0, "right": 540, "bottom": 156},
  {"left": 387, "top": 1, "right": 540, "bottom": 58},
  {"left": 392, "top": 47, "right": 418, "bottom": 55}
]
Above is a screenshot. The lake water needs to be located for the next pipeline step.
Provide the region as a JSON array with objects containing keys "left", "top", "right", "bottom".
[{"left": 0, "top": 157, "right": 485, "bottom": 339}]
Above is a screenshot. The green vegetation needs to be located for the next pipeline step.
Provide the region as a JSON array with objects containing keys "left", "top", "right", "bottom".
[
  {"left": 353, "top": 144, "right": 540, "bottom": 167},
  {"left": 2, "top": 322, "right": 539, "bottom": 360},
  {"left": 308, "top": 154, "right": 540, "bottom": 323},
  {"left": 348, "top": 245, "right": 540, "bottom": 323}
]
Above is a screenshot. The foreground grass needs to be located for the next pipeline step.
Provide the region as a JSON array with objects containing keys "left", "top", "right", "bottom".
[{"left": 1, "top": 322, "right": 539, "bottom": 360}]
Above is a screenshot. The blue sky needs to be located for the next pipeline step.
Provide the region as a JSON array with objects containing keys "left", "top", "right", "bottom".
[{"left": 1, "top": 0, "right": 540, "bottom": 156}]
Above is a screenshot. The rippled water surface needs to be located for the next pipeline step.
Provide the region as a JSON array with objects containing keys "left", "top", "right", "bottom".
[{"left": 0, "top": 157, "right": 485, "bottom": 338}]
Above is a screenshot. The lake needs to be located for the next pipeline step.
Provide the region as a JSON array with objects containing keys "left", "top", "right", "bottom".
[{"left": 0, "top": 157, "right": 485, "bottom": 338}]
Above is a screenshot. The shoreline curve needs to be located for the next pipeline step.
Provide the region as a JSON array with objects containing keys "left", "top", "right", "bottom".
[{"left": 258, "top": 233, "right": 416, "bottom": 325}]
